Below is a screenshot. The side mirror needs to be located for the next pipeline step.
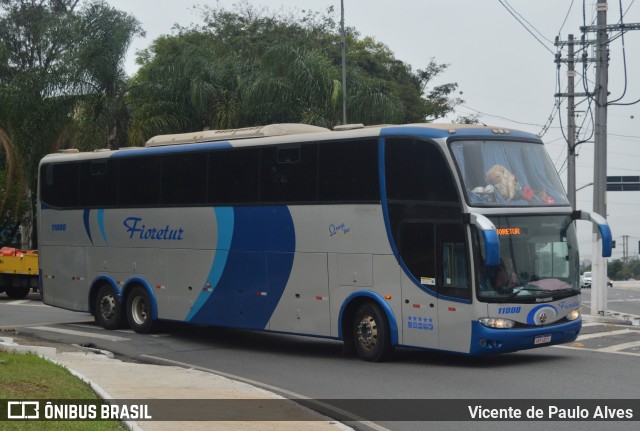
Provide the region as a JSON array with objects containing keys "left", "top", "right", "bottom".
[
  {"left": 468, "top": 213, "right": 500, "bottom": 266},
  {"left": 572, "top": 210, "right": 612, "bottom": 257}
]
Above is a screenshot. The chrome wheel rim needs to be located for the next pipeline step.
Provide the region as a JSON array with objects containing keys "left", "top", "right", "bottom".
[
  {"left": 131, "top": 296, "right": 148, "bottom": 325},
  {"left": 356, "top": 314, "right": 378, "bottom": 351},
  {"left": 99, "top": 294, "right": 116, "bottom": 320}
]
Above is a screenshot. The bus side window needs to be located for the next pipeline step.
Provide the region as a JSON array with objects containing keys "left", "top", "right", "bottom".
[
  {"left": 260, "top": 144, "right": 318, "bottom": 203},
  {"left": 79, "top": 160, "right": 117, "bottom": 207},
  {"left": 438, "top": 223, "right": 470, "bottom": 299},
  {"left": 208, "top": 148, "right": 260, "bottom": 204},
  {"left": 117, "top": 156, "right": 161, "bottom": 206},
  {"left": 397, "top": 221, "right": 436, "bottom": 289},
  {"left": 40, "top": 162, "right": 80, "bottom": 208},
  {"left": 161, "top": 152, "right": 207, "bottom": 205},
  {"left": 318, "top": 139, "right": 379, "bottom": 202},
  {"left": 385, "top": 138, "right": 459, "bottom": 203}
]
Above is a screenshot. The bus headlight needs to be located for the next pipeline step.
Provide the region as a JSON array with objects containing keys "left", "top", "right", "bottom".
[
  {"left": 566, "top": 309, "right": 580, "bottom": 321},
  {"left": 479, "top": 317, "right": 515, "bottom": 329}
]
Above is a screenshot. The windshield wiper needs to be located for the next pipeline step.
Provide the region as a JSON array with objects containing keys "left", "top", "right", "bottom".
[{"left": 497, "top": 285, "right": 547, "bottom": 303}]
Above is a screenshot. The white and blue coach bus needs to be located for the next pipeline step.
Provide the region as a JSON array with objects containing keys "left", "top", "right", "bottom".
[{"left": 37, "top": 123, "right": 611, "bottom": 361}]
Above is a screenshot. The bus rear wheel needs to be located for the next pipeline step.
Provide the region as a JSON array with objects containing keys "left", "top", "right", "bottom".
[
  {"left": 126, "top": 286, "right": 155, "bottom": 334},
  {"left": 352, "top": 302, "right": 393, "bottom": 362},
  {"left": 95, "top": 285, "right": 126, "bottom": 330}
]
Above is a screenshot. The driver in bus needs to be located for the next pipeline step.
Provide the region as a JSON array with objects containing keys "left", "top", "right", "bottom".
[{"left": 492, "top": 258, "right": 519, "bottom": 291}]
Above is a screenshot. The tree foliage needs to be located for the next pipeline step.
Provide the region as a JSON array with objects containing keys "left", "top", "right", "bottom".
[
  {"left": 128, "top": 3, "right": 461, "bottom": 143},
  {"left": 608, "top": 258, "right": 640, "bottom": 281},
  {"left": 0, "top": 0, "right": 141, "bottom": 246}
]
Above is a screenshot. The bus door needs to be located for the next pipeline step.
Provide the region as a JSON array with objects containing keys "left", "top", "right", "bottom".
[
  {"left": 435, "top": 223, "right": 473, "bottom": 353},
  {"left": 398, "top": 221, "right": 439, "bottom": 349},
  {"left": 398, "top": 221, "right": 472, "bottom": 351}
]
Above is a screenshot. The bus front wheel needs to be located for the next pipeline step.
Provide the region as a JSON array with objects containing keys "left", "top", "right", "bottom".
[
  {"left": 95, "top": 285, "right": 126, "bottom": 330},
  {"left": 352, "top": 302, "right": 393, "bottom": 362},
  {"left": 126, "top": 286, "right": 155, "bottom": 334}
]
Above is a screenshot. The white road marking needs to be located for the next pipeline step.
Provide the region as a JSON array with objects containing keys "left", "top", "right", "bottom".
[
  {"left": 1, "top": 300, "right": 46, "bottom": 306},
  {"left": 576, "top": 328, "right": 634, "bottom": 340},
  {"left": 29, "top": 326, "right": 130, "bottom": 342},
  {"left": 598, "top": 337, "right": 640, "bottom": 353}
]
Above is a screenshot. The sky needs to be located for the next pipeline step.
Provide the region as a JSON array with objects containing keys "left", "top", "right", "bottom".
[{"left": 105, "top": 0, "right": 640, "bottom": 262}]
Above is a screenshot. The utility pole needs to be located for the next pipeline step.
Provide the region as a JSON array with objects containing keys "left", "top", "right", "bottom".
[
  {"left": 590, "top": 0, "right": 609, "bottom": 316},
  {"left": 557, "top": 1, "right": 640, "bottom": 315},
  {"left": 554, "top": 35, "right": 593, "bottom": 208},
  {"left": 567, "top": 34, "right": 577, "bottom": 211}
]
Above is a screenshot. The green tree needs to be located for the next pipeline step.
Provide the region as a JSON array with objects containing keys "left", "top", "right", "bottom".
[
  {"left": 70, "top": 1, "right": 143, "bottom": 151},
  {"left": 608, "top": 259, "right": 624, "bottom": 280},
  {"left": 0, "top": 0, "right": 141, "bottom": 246},
  {"left": 129, "top": 3, "right": 460, "bottom": 142},
  {"left": 128, "top": 33, "right": 242, "bottom": 145}
]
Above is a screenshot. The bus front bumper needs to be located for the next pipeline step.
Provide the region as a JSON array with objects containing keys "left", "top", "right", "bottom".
[{"left": 469, "top": 318, "right": 582, "bottom": 355}]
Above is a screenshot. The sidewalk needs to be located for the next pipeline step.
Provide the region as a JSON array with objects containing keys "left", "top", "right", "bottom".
[
  {"left": 0, "top": 335, "right": 352, "bottom": 431},
  {"left": 580, "top": 305, "right": 640, "bottom": 326}
]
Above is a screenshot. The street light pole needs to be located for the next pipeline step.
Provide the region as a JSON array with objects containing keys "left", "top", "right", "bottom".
[
  {"left": 591, "top": 0, "right": 609, "bottom": 316},
  {"left": 340, "top": 0, "right": 347, "bottom": 125}
]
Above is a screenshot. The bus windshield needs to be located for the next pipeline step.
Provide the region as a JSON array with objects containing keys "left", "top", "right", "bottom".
[
  {"left": 449, "top": 139, "right": 569, "bottom": 207},
  {"left": 476, "top": 215, "right": 580, "bottom": 302}
]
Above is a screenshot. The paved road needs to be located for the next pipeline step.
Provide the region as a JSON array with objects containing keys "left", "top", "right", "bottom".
[
  {"left": 580, "top": 280, "right": 640, "bottom": 321},
  {"left": 2, "top": 290, "right": 640, "bottom": 431}
]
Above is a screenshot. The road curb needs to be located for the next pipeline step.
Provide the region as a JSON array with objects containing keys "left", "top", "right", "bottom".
[
  {"left": 0, "top": 336, "right": 143, "bottom": 431},
  {"left": 581, "top": 313, "right": 639, "bottom": 326}
]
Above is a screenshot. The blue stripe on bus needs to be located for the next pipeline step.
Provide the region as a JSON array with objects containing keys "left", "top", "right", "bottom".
[
  {"left": 186, "top": 207, "right": 234, "bottom": 321},
  {"left": 97, "top": 209, "right": 108, "bottom": 245},
  {"left": 109, "top": 141, "right": 233, "bottom": 158},
  {"left": 188, "top": 206, "right": 295, "bottom": 329},
  {"left": 83, "top": 209, "right": 93, "bottom": 244}
]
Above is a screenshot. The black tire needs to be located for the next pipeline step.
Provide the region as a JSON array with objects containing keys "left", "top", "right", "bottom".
[
  {"left": 4, "top": 285, "right": 30, "bottom": 299},
  {"left": 352, "top": 301, "right": 393, "bottom": 362},
  {"left": 95, "top": 285, "right": 126, "bottom": 330},
  {"left": 126, "top": 286, "right": 155, "bottom": 334}
]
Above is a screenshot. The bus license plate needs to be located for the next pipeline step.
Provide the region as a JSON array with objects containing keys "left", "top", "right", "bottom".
[{"left": 534, "top": 334, "right": 552, "bottom": 345}]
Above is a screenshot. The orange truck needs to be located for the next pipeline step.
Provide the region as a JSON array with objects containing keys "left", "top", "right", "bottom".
[{"left": 0, "top": 247, "right": 39, "bottom": 299}]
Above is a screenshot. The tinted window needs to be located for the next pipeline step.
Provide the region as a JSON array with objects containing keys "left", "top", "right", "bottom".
[
  {"left": 385, "top": 138, "right": 459, "bottom": 202},
  {"left": 396, "top": 220, "right": 470, "bottom": 299},
  {"left": 161, "top": 152, "right": 207, "bottom": 205},
  {"left": 79, "top": 160, "right": 117, "bottom": 207},
  {"left": 118, "top": 157, "right": 161, "bottom": 206},
  {"left": 40, "top": 163, "right": 79, "bottom": 207},
  {"left": 209, "top": 148, "right": 260, "bottom": 204},
  {"left": 438, "top": 223, "right": 470, "bottom": 299},
  {"left": 398, "top": 221, "right": 436, "bottom": 286},
  {"left": 260, "top": 144, "right": 317, "bottom": 203},
  {"left": 318, "top": 139, "right": 379, "bottom": 202}
]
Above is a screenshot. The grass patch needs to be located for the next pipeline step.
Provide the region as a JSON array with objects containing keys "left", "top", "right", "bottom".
[{"left": 0, "top": 350, "right": 126, "bottom": 430}]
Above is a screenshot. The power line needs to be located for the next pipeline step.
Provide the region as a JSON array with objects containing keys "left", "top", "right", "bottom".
[
  {"left": 557, "top": 0, "right": 576, "bottom": 37},
  {"left": 497, "top": 0, "right": 556, "bottom": 55},
  {"left": 458, "top": 104, "right": 553, "bottom": 129},
  {"left": 608, "top": 0, "right": 630, "bottom": 105}
]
